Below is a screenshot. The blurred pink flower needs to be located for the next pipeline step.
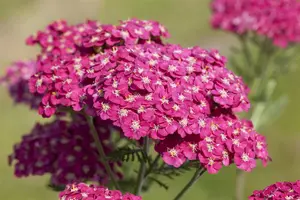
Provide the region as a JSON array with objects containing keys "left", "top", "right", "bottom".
[{"left": 249, "top": 180, "right": 300, "bottom": 199}]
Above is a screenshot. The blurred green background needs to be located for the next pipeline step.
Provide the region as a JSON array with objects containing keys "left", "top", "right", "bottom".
[{"left": 0, "top": 0, "right": 300, "bottom": 199}]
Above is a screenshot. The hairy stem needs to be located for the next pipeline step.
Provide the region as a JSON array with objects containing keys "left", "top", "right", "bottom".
[
  {"left": 173, "top": 167, "right": 206, "bottom": 200},
  {"left": 85, "top": 114, "right": 121, "bottom": 190},
  {"left": 134, "top": 137, "right": 150, "bottom": 195}
]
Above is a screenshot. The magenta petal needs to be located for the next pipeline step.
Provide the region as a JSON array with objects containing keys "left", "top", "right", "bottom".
[{"left": 166, "top": 124, "right": 177, "bottom": 134}]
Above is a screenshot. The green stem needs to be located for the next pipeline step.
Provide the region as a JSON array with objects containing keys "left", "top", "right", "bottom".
[
  {"left": 235, "top": 38, "right": 276, "bottom": 200},
  {"left": 235, "top": 169, "right": 246, "bottom": 200},
  {"left": 144, "top": 154, "right": 160, "bottom": 178},
  {"left": 134, "top": 137, "right": 150, "bottom": 195},
  {"left": 235, "top": 101, "right": 267, "bottom": 200},
  {"left": 173, "top": 168, "right": 206, "bottom": 200},
  {"left": 239, "top": 34, "right": 253, "bottom": 67},
  {"left": 250, "top": 102, "right": 266, "bottom": 129},
  {"left": 253, "top": 38, "right": 270, "bottom": 75},
  {"left": 85, "top": 114, "right": 121, "bottom": 190},
  {"left": 140, "top": 154, "right": 161, "bottom": 191}
]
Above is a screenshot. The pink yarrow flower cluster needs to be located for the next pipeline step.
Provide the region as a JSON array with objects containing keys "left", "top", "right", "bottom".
[
  {"left": 155, "top": 113, "right": 269, "bottom": 173},
  {"left": 27, "top": 19, "right": 169, "bottom": 117},
  {"left": 8, "top": 114, "right": 121, "bottom": 186},
  {"left": 26, "top": 19, "right": 269, "bottom": 174},
  {"left": 59, "top": 183, "right": 142, "bottom": 200},
  {"left": 211, "top": 0, "right": 300, "bottom": 47},
  {"left": 249, "top": 180, "right": 300, "bottom": 200},
  {"left": 0, "top": 60, "right": 41, "bottom": 109}
]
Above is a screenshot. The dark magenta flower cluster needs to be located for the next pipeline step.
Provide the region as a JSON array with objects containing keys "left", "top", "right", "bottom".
[
  {"left": 8, "top": 114, "right": 122, "bottom": 186},
  {"left": 22, "top": 18, "right": 270, "bottom": 174},
  {"left": 249, "top": 180, "right": 300, "bottom": 200},
  {"left": 59, "top": 183, "right": 142, "bottom": 200},
  {"left": 0, "top": 60, "right": 41, "bottom": 109},
  {"left": 211, "top": 0, "right": 300, "bottom": 47}
]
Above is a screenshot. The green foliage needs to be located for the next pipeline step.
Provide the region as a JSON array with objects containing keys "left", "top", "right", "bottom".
[
  {"left": 255, "top": 95, "right": 288, "bottom": 130},
  {"left": 272, "top": 45, "right": 300, "bottom": 75},
  {"left": 107, "top": 146, "right": 150, "bottom": 163},
  {"left": 47, "top": 182, "right": 65, "bottom": 192},
  {"left": 141, "top": 161, "right": 201, "bottom": 192},
  {"left": 117, "top": 177, "right": 137, "bottom": 193},
  {"left": 152, "top": 161, "right": 199, "bottom": 180},
  {"left": 147, "top": 176, "right": 169, "bottom": 190}
]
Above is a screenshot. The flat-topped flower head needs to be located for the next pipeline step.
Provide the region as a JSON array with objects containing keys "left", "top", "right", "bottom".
[
  {"left": 211, "top": 0, "right": 300, "bottom": 47},
  {"left": 155, "top": 115, "right": 270, "bottom": 174},
  {"left": 8, "top": 114, "right": 121, "bottom": 186},
  {"left": 59, "top": 183, "right": 142, "bottom": 200},
  {"left": 26, "top": 19, "right": 169, "bottom": 118},
  {"left": 249, "top": 180, "right": 300, "bottom": 199},
  {"left": 22, "top": 18, "right": 269, "bottom": 174}
]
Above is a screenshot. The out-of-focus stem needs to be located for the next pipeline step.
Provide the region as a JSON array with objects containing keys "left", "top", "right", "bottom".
[
  {"left": 134, "top": 137, "right": 150, "bottom": 195},
  {"left": 173, "top": 167, "right": 206, "bottom": 200},
  {"left": 235, "top": 101, "right": 267, "bottom": 200},
  {"left": 235, "top": 38, "right": 275, "bottom": 200},
  {"left": 235, "top": 169, "right": 246, "bottom": 200},
  {"left": 85, "top": 114, "right": 121, "bottom": 190},
  {"left": 239, "top": 34, "right": 253, "bottom": 67},
  {"left": 144, "top": 154, "right": 160, "bottom": 178}
]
